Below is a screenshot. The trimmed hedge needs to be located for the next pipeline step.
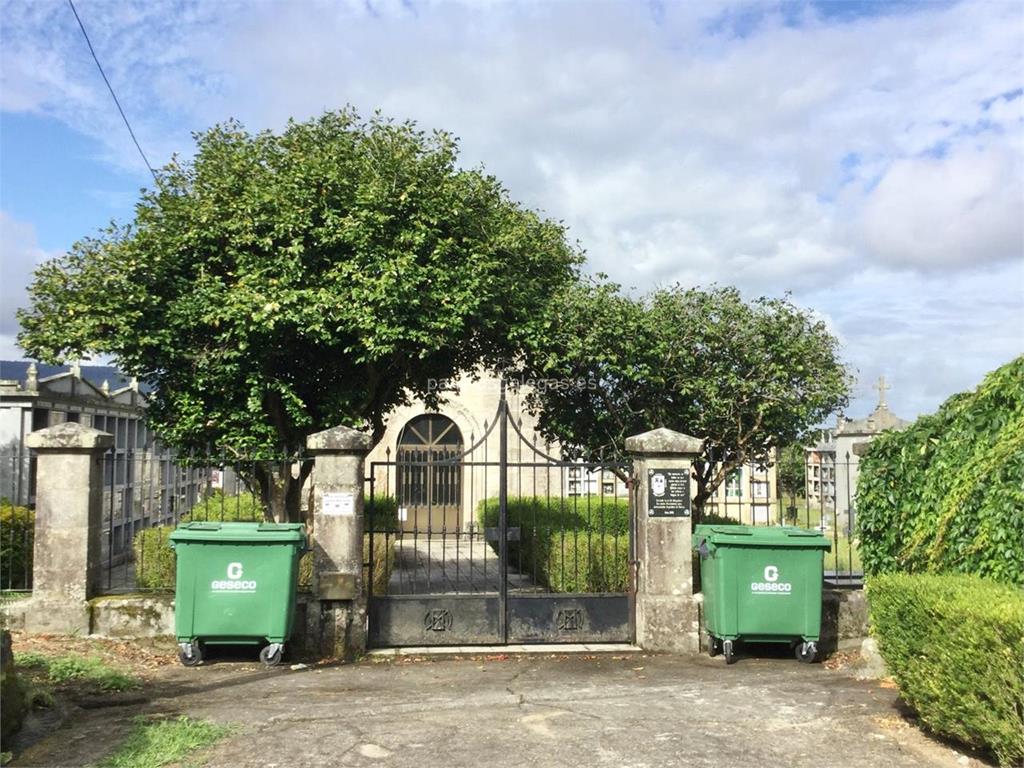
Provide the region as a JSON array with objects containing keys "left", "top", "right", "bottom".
[
  {"left": 478, "top": 496, "right": 630, "bottom": 592},
  {"left": 133, "top": 526, "right": 176, "bottom": 590},
  {"left": 0, "top": 501, "right": 34, "bottom": 590},
  {"left": 856, "top": 357, "right": 1024, "bottom": 584},
  {"left": 183, "top": 491, "right": 266, "bottom": 522},
  {"left": 867, "top": 573, "right": 1024, "bottom": 766},
  {"left": 365, "top": 496, "right": 400, "bottom": 533},
  {"left": 699, "top": 512, "right": 741, "bottom": 526}
]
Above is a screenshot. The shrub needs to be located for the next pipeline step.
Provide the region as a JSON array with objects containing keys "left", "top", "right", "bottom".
[
  {"left": 856, "top": 357, "right": 1024, "bottom": 584},
  {"left": 478, "top": 496, "right": 630, "bottom": 593},
  {"left": 541, "top": 533, "right": 630, "bottom": 593},
  {"left": 698, "top": 512, "right": 741, "bottom": 526},
  {"left": 867, "top": 573, "right": 1024, "bottom": 766},
  {"left": 0, "top": 501, "right": 34, "bottom": 590},
  {"left": 365, "top": 496, "right": 399, "bottom": 533},
  {"left": 133, "top": 526, "right": 176, "bottom": 591},
  {"left": 182, "top": 491, "right": 266, "bottom": 523}
]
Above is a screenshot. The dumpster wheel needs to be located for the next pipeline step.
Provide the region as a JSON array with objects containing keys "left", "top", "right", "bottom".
[
  {"left": 795, "top": 641, "right": 817, "bottom": 663},
  {"left": 722, "top": 639, "right": 736, "bottom": 665},
  {"left": 178, "top": 642, "right": 203, "bottom": 667},
  {"left": 260, "top": 643, "right": 284, "bottom": 667},
  {"left": 706, "top": 633, "right": 720, "bottom": 657}
]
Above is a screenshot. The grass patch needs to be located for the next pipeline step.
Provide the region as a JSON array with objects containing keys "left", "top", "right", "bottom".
[
  {"left": 98, "top": 716, "right": 232, "bottom": 768},
  {"left": 17, "top": 652, "right": 139, "bottom": 692}
]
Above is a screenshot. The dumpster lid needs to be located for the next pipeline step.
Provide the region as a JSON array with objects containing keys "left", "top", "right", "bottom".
[
  {"left": 694, "top": 524, "right": 831, "bottom": 549},
  {"left": 169, "top": 521, "right": 307, "bottom": 544}
]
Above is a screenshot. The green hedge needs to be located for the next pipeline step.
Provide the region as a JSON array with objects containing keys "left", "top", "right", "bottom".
[
  {"left": 867, "top": 573, "right": 1024, "bottom": 766},
  {"left": 0, "top": 501, "right": 34, "bottom": 590},
  {"left": 183, "top": 491, "right": 265, "bottom": 522},
  {"left": 856, "top": 357, "right": 1024, "bottom": 584},
  {"left": 478, "top": 496, "right": 630, "bottom": 592},
  {"left": 365, "top": 496, "right": 399, "bottom": 532},
  {"left": 699, "top": 512, "right": 741, "bottom": 526},
  {"left": 133, "top": 526, "right": 177, "bottom": 590}
]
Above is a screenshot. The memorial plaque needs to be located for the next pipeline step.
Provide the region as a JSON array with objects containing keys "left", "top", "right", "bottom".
[
  {"left": 322, "top": 491, "right": 355, "bottom": 516},
  {"left": 647, "top": 468, "right": 691, "bottom": 517}
]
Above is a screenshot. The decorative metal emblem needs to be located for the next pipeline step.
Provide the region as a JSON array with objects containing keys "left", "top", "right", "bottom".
[
  {"left": 424, "top": 608, "right": 454, "bottom": 632},
  {"left": 556, "top": 608, "right": 584, "bottom": 632}
]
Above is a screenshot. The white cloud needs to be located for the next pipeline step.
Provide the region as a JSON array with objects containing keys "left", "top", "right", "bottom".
[
  {"left": 856, "top": 142, "right": 1023, "bottom": 269},
  {"left": 0, "top": 211, "right": 59, "bottom": 358}
]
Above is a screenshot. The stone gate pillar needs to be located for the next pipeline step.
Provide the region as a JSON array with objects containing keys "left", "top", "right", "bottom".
[
  {"left": 306, "top": 425, "right": 373, "bottom": 659},
  {"left": 626, "top": 427, "right": 704, "bottom": 653},
  {"left": 24, "top": 422, "right": 113, "bottom": 634}
]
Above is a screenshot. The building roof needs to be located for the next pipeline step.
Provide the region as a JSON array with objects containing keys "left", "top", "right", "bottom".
[{"left": 835, "top": 375, "right": 909, "bottom": 436}]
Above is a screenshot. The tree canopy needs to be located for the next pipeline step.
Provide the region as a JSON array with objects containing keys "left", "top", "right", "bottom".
[
  {"left": 18, "top": 109, "right": 581, "bottom": 520},
  {"left": 517, "top": 280, "right": 850, "bottom": 514},
  {"left": 856, "top": 356, "right": 1024, "bottom": 585}
]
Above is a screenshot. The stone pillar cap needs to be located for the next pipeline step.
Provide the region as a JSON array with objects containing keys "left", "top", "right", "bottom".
[
  {"left": 25, "top": 422, "right": 114, "bottom": 451},
  {"left": 306, "top": 424, "right": 373, "bottom": 454},
  {"left": 625, "top": 427, "right": 703, "bottom": 456}
]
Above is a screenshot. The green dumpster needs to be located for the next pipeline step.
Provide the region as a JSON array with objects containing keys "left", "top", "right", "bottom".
[
  {"left": 695, "top": 524, "right": 831, "bottom": 664},
  {"left": 169, "top": 522, "right": 307, "bottom": 667}
]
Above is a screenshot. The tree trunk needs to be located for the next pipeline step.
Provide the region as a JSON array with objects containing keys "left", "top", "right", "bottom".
[{"left": 255, "top": 459, "right": 314, "bottom": 523}]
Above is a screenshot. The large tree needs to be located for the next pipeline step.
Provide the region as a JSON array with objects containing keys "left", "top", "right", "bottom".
[
  {"left": 517, "top": 280, "right": 850, "bottom": 518},
  {"left": 18, "top": 110, "right": 581, "bottom": 521}
]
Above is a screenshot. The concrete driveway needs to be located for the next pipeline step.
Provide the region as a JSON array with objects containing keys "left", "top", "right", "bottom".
[{"left": 15, "top": 650, "right": 972, "bottom": 768}]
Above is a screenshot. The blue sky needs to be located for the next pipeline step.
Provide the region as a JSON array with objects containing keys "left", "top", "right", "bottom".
[{"left": 1, "top": 0, "right": 1021, "bottom": 423}]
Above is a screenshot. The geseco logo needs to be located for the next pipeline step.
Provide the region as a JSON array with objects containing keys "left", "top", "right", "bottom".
[
  {"left": 751, "top": 564, "right": 791, "bottom": 594},
  {"left": 211, "top": 562, "right": 257, "bottom": 593}
]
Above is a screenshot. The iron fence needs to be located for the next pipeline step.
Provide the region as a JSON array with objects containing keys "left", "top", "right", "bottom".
[
  {"left": 0, "top": 447, "right": 311, "bottom": 594},
  {"left": 698, "top": 456, "right": 863, "bottom": 586}
]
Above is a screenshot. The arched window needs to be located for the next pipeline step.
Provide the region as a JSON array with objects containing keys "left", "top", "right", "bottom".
[{"left": 396, "top": 414, "right": 463, "bottom": 515}]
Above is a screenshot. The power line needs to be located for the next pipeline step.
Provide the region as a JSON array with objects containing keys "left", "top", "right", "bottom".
[{"left": 67, "top": 0, "right": 158, "bottom": 182}]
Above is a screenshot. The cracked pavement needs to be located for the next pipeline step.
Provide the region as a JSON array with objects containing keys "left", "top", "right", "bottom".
[{"left": 14, "top": 651, "right": 972, "bottom": 767}]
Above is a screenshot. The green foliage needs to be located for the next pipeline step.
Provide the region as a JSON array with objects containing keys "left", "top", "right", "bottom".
[
  {"left": 97, "top": 716, "right": 232, "bottom": 768},
  {"left": 133, "top": 526, "right": 176, "bottom": 591},
  {"left": 698, "top": 513, "right": 742, "bottom": 526},
  {"left": 182, "top": 491, "right": 266, "bottom": 522},
  {"left": 857, "top": 357, "right": 1024, "bottom": 584},
  {"left": 0, "top": 501, "right": 34, "bottom": 590},
  {"left": 17, "top": 109, "right": 580, "bottom": 521},
  {"left": 518, "top": 280, "right": 849, "bottom": 513},
  {"left": 478, "top": 496, "right": 630, "bottom": 592},
  {"left": 867, "top": 574, "right": 1024, "bottom": 766},
  {"left": 19, "top": 653, "right": 140, "bottom": 692},
  {"left": 365, "top": 496, "right": 400, "bottom": 533},
  {"left": 776, "top": 444, "right": 806, "bottom": 501}
]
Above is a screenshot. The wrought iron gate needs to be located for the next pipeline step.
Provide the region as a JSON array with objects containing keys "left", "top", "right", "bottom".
[{"left": 366, "top": 383, "right": 635, "bottom": 647}]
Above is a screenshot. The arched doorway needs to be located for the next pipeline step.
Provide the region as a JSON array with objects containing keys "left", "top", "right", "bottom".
[{"left": 395, "top": 414, "right": 464, "bottom": 532}]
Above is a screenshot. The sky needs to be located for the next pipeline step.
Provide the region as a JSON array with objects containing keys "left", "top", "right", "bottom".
[{"left": 0, "top": 0, "right": 1021, "bottom": 422}]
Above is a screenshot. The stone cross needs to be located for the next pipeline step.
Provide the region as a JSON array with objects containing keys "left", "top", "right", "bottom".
[{"left": 875, "top": 375, "right": 890, "bottom": 408}]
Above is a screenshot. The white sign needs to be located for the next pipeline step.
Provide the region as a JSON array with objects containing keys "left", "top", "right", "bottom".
[
  {"left": 323, "top": 492, "right": 355, "bottom": 516},
  {"left": 398, "top": 507, "right": 408, "bottom": 522}
]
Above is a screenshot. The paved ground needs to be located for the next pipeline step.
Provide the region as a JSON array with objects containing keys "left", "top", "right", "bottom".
[
  {"left": 13, "top": 649, "right": 974, "bottom": 768},
  {"left": 389, "top": 534, "right": 538, "bottom": 594}
]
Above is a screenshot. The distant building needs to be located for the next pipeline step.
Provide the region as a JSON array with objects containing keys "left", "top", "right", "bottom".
[
  {"left": 804, "top": 431, "right": 837, "bottom": 509},
  {"left": 0, "top": 362, "right": 208, "bottom": 562},
  {"left": 366, "top": 371, "right": 777, "bottom": 529},
  {"left": 805, "top": 376, "right": 909, "bottom": 530}
]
